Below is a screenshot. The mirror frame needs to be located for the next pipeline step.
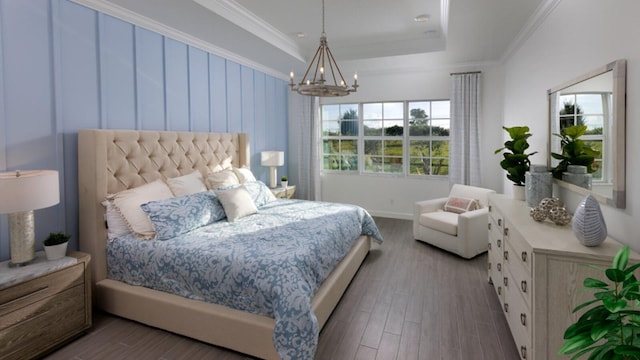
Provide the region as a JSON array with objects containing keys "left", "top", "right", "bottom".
[{"left": 547, "top": 59, "right": 626, "bottom": 208}]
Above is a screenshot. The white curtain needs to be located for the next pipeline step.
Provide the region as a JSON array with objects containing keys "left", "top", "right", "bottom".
[
  {"left": 449, "top": 72, "right": 482, "bottom": 187},
  {"left": 287, "top": 93, "right": 321, "bottom": 200}
]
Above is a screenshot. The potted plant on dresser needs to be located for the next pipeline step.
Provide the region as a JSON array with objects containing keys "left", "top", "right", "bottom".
[
  {"left": 43, "top": 232, "right": 70, "bottom": 260},
  {"left": 281, "top": 175, "right": 288, "bottom": 188},
  {"left": 494, "top": 126, "right": 537, "bottom": 200}
]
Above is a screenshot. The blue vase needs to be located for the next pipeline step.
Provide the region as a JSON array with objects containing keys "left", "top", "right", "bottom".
[{"left": 525, "top": 164, "right": 552, "bottom": 208}]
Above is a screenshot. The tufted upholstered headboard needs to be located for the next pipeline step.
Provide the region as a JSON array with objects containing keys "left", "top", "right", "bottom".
[{"left": 78, "top": 129, "right": 250, "bottom": 284}]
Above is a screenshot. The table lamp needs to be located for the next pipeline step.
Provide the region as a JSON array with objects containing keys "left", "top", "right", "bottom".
[
  {"left": 0, "top": 170, "right": 60, "bottom": 267},
  {"left": 260, "top": 151, "right": 284, "bottom": 188}
]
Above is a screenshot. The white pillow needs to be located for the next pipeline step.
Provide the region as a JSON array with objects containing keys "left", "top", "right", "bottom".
[
  {"left": 206, "top": 169, "right": 240, "bottom": 190},
  {"left": 167, "top": 170, "right": 207, "bottom": 196},
  {"left": 233, "top": 166, "right": 257, "bottom": 183},
  {"left": 107, "top": 179, "right": 174, "bottom": 239},
  {"left": 101, "top": 200, "right": 130, "bottom": 239},
  {"left": 215, "top": 185, "right": 258, "bottom": 222},
  {"left": 444, "top": 196, "right": 479, "bottom": 214}
]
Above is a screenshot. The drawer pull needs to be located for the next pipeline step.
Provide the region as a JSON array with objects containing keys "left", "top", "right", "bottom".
[
  {"left": 1, "top": 286, "right": 49, "bottom": 308},
  {"left": 498, "top": 286, "right": 502, "bottom": 295},
  {"left": 488, "top": 243, "right": 492, "bottom": 250},
  {"left": 504, "top": 250, "right": 509, "bottom": 261},
  {"left": 497, "top": 219, "right": 502, "bottom": 227},
  {"left": 504, "top": 277, "right": 508, "bottom": 287},
  {"left": 521, "top": 280, "right": 527, "bottom": 293},
  {"left": 504, "top": 228, "right": 509, "bottom": 236},
  {"left": 520, "top": 313, "right": 527, "bottom": 326},
  {"left": 488, "top": 223, "right": 492, "bottom": 230},
  {"left": 497, "top": 239, "right": 501, "bottom": 248},
  {"left": 488, "top": 262, "right": 492, "bottom": 270},
  {"left": 489, "top": 205, "right": 492, "bottom": 212},
  {"left": 521, "top": 346, "right": 527, "bottom": 359},
  {"left": 497, "top": 263, "right": 502, "bottom": 272},
  {"left": 504, "top": 303, "right": 509, "bottom": 313},
  {"left": 521, "top": 251, "right": 528, "bottom": 262},
  {"left": 3, "top": 308, "right": 50, "bottom": 332}
]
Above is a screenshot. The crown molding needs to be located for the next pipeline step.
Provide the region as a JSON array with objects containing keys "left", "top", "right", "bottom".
[
  {"left": 500, "top": 0, "right": 562, "bottom": 63},
  {"left": 68, "top": 0, "right": 290, "bottom": 80},
  {"left": 192, "top": 0, "right": 305, "bottom": 62}
]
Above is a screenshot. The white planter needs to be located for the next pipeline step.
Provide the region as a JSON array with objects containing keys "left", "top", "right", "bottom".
[
  {"left": 512, "top": 184, "right": 525, "bottom": 201},
  {"left": 44, "top": 242, "right": 68, "bottom": 261},
  {"left": 281, "top": 181, "right": 288, "bottom": 188}
]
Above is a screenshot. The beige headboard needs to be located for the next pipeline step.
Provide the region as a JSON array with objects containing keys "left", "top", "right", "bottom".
[{"left": 78, "top": 129, "right": 250, "bottom": 284}]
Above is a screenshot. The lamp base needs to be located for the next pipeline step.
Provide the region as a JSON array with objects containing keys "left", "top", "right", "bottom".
[
  {"left": 269, "top": 167, "right": 278, "bottom": 189},
  {"left": 9, "top": 210, "right": 36, "bottom": 267}
]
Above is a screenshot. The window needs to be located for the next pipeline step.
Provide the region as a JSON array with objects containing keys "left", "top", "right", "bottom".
[
  {"left": 363, "top": 102, "right": 404, "bottom": 174},
  {"left": 321, "top": 100, "right": 451, "bottom": 177},
  {"left": 558, "top": 93, "right": 609, "bottom": 181},
  {"left": 408, "top": 101, "right": 450, "bottom": 176},
  {"left": 322, "top": 104, "right": 358, "bottom": 172}
]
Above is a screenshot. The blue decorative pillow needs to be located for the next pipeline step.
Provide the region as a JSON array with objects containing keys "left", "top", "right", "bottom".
[
  {"left": 141, "top": 191, "right": 226, "bottom": 240},
  {"left": 218, "top": 180, "right": 276, "bottom": 208}
]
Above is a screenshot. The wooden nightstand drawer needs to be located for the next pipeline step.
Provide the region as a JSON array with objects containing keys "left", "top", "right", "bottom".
[
  {"left": 0, "top": 285, "right": 85, "bottom": 360},
  {"left": 0, "top": 262, "right": 84, "bottom": 317}
]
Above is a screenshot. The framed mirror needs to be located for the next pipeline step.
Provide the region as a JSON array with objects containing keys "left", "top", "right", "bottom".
[{"left": 548, "top": 59, "right": 626, "bottom": 208}]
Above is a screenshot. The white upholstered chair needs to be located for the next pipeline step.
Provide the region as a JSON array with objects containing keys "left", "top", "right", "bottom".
[{"left": 413, "top": 184, "right": 496, "bottom": 259}]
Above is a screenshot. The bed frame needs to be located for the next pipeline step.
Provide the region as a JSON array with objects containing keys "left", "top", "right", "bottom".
[{"left": 77, "top": 129, "right": 371, "bottom": 359}]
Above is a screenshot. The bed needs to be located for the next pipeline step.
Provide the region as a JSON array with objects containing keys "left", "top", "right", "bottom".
[{"left": 77, "top": 129, "right": 380, "bottom": 359}]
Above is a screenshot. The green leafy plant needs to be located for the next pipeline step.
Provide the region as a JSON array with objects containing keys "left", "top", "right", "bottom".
[
  {"left": 281, "top": 175, "right": 288, "bottom": 182},
  {"left": 551, "top": 124, "right": 601, "bottom": 179},
  {"left": 559, "top": 245, "right": 640, "bottom": 359},
  {"left": 43, "top": 232, "right": 71, "bottom": 246},
  {"left": 494, "top": 126, "right": 537, "bottom": 186}
]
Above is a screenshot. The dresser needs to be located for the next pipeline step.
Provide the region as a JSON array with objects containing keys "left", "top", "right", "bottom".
[
  {"left": 487, "top": 194, "right": 639, "bottom": 360},
  {"left": 0, "top": 251, "right": 91, "bottom": 360}
]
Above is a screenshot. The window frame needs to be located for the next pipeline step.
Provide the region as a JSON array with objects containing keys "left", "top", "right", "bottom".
[{"left": 320, "top": 99, "right": 451, "bottom": 179}]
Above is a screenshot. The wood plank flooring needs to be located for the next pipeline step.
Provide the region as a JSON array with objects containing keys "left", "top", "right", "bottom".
[{"left": 45, "top": 217, "right": 519, "bottom": 360}]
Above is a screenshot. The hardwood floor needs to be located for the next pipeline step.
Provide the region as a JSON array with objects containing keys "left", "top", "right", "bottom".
[{"left": 45, "top": 217, "right": 519, "bottom": 360}]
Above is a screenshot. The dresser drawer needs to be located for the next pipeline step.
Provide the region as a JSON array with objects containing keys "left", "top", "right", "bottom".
[
  {"left": 0, "top": 285, "right": 86, "bottom": 360},
  {"left": 0, "top": 262, "right": 84, "bottom": 317},
  {"left": 504, "top": 224, "right": 532, "bottom": 275},
  {"left": 504, "top": 270, "right": 532, "bottom": 359},
  {"left": 504, "top": 241, "right": 533, "bottom": 309}
]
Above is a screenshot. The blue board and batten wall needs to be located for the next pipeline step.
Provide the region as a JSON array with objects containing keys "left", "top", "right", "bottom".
[{"left": 0, "top": 0, "right": 289, "bottom": 261}]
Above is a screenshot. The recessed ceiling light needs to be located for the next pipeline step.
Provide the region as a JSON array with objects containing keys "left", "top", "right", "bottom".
[
  {"left": 414, "top": 14, "right": 430, "bottom": 22},
  {"left": 295, "top": 32, "right": 306, "bottom": 38}
]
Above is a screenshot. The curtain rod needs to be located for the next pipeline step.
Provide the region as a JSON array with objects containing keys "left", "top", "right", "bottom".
[{"left": 450, "top": 71, "right": 482, "bottom": 75}]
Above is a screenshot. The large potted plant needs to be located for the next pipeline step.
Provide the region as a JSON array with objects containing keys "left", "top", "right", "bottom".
[
  {"left": 559, "top": 245, "right": 640, "bottom": 359},
  {"left": 494, "top": 126, "right": 537, "bottom": 200},
  {"left": 551, "top": 124, "right": 601, "bottom": 179}
]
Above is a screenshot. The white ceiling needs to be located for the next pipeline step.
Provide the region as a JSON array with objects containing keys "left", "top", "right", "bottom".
[{"left": 89, "top": 0, "right": 547, "bottom": 76}]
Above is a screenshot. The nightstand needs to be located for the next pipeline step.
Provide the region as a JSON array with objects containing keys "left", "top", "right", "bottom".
[
  {"left": 0, "top": 251, "right": 91, "bottom": 360},
  {"left": 271, "top": 185, "right": 296, "bottom": 199}
]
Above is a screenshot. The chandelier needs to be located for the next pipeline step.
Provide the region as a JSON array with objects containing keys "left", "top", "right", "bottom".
[{"left": 289, "top": 0, "right": 358, "bottom": 97}]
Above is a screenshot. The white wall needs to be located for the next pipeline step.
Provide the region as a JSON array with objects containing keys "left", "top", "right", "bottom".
[
  {"left": 320, "top": 65, "right": 505, "bottom": 219},
  {"left": 502, "top": 0, "right": 640, "bottom": 249}
]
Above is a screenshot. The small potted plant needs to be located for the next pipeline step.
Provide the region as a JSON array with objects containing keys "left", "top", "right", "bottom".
[
  {"left": 494, "top": 126, "right": 537, "bottom": 200},
  {"left": 43, "top": 232, "right": 70, "bottom": 260},
  {"left": 281, "top": 175, "right": 288, "bottom": 188}
]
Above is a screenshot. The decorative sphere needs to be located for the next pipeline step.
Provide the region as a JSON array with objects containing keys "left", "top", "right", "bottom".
[
  {"left": 548, "top": 206, "right": 572, "bottom": 226},
  {"left": 538, "top": 197, "right": 563, "bottom": 213},
  {"left": 529, "top": 207, "right": 547, "bottom": 222}
]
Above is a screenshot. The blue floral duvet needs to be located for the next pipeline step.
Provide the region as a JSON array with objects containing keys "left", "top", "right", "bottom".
[{"left": 107, "top": 199, "right": 383, "bottom": 359}]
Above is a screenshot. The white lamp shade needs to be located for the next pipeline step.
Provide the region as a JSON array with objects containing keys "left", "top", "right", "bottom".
[
  {"left": 0, "top": 170, "right": 60, "bottom": 213},
  {"left": 261, "top": 151, "right": 285, "bottom": 167}
]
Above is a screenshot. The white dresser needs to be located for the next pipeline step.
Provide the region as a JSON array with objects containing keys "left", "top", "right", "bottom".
[{"left": 487, "top": 194, "right": 639, "bottom": 360}]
